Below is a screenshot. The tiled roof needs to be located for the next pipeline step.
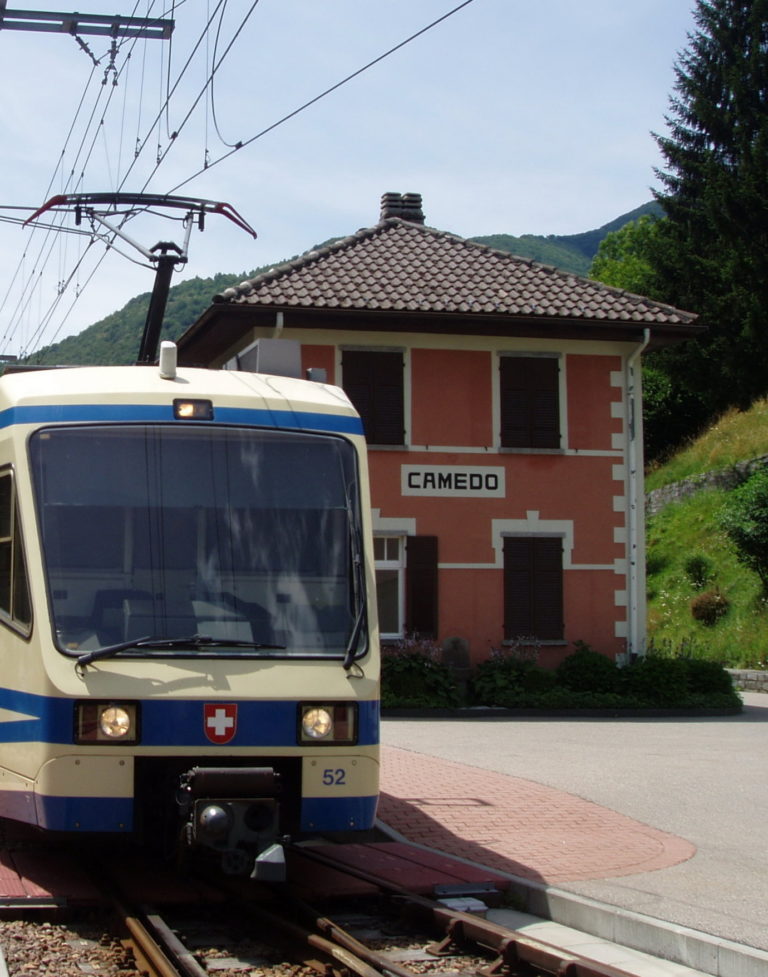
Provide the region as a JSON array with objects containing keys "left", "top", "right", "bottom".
[{"left": 213, "top": 218, "right": 697, "bottom": 327}]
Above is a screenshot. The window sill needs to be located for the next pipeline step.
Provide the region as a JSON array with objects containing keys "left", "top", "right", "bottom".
[
  {"left": 498, "top": 447, "right": 565, "bottom": 455},
  {"left": 502, "top": 639, "right": 567, "bottom": 646}
]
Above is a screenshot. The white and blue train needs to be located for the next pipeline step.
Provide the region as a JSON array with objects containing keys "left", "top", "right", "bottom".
[{"left": 0, "top": 345, "right": 379, "bottom": 877}]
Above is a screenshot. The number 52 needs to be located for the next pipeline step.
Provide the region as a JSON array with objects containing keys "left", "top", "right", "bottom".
[{"left": 322, "top": 768, "right": 346, "bottom": 786}]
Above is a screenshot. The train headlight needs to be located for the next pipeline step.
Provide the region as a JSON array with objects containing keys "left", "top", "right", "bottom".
[
  {"left": 301, "top": 707, "right": 333, "bottom": 739},
  {"left": 75, "top": 702, "right": 139, "bottom": 744},
  {"left": 99, "top": 706, "right": 132, "bottom": 739},
  {"left": 299, "top": 703, "right": 356, "bottom": 744}
]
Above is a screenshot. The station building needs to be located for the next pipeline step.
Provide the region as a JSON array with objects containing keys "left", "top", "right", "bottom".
[{"left": 177, "top": 193, "right": 700, "bottom": 668}]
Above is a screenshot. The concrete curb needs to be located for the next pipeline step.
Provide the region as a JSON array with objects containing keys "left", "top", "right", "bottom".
[{"left": 375, "top": 818, "right": 768, "bottom": 977}]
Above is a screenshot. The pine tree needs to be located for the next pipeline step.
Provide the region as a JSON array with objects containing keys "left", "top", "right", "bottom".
[{"left": 649, "top": 0, "right": 768, "bottom": 450}]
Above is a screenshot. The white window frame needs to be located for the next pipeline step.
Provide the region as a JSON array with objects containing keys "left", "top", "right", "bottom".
[{"left": 374, "top": 534, "right": 405, "bottom": 640}]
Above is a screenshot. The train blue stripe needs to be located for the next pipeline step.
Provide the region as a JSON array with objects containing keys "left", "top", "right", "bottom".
[
  {"left": 35, "top": 795, "right": 134, "bottom": 832},
  {"left": 0, "top": 404, "right": 363, "bottom": 435},
  {"left": 300, "top": 795, "right": 378, "bottom": 832},
  {"left": 0, "top": 791, "right": 379, "bottom": 834},
  {"left": 0, "top": 686, "right": 379, "bottom": 748}
]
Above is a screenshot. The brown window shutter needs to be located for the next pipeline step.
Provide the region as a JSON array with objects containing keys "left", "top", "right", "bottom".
[
  {"left": 500, "top": 356, "right": 560, "bottom": 449},
  {"left": 405, "top": 535, "right": 438, "bottom": 639},
  {"left": 342, "top": 350, "right": 404, "bottom": 445},
  {"left": 503, "top": 536, "right": 563, "bottom": 640}
]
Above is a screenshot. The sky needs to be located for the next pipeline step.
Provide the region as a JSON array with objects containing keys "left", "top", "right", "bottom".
[{"left": 0, "top": 0, "right": 698, "bottom": 358}]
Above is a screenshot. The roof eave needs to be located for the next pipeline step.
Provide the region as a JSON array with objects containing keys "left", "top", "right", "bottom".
[{"left": 176, "top": 304, "right": 703, "bottom": 368}]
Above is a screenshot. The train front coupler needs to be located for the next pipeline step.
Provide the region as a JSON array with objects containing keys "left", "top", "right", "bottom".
[{"left": 177, "top": 765, "right": 286, "bottom": 880}]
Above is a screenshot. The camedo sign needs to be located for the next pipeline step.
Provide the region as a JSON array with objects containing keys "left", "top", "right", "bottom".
[{"left": 401, "top": 465, "right": 505, "bottom": 498}]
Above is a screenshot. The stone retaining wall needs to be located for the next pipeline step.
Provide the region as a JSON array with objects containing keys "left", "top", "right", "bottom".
[
  {"left": 646, "top": 454, "right": 768, "bottom": 517},
  {"left": 728, "top": 669, "right": 768, "bottom": 693}
]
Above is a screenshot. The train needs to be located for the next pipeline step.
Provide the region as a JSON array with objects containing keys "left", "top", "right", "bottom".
[{"left": 0, "top": 343, "right": 380, "bottom": 878}]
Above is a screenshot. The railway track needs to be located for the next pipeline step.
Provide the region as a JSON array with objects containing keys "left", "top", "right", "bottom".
[
  {"left": 92, "top": 845, "right": 645, "bottom": 977},
  {"left": 0, "top": 840, "right": 673, "bottom": 977}
]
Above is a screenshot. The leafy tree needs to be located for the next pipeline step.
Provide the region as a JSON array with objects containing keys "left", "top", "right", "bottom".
[
  {"left": 647, "top": 0, "right": 768, "bottom": 452},
  {"left": 719, "top": 468, "right": 768, "bottom": 593},
  {"left": 589, "top": 216, "right": 709, "bottom": 459},
  {"left": 589, "top": 214, "right": 663, "bottom": 296}
]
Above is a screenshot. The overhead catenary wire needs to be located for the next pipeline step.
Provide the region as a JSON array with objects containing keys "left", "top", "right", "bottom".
[
  {"left": 1, "top": 0, "right": 478, "bottom": 357},
  {"left": 0, "top": 1, "right": 164, "bottom": 353},
  {"left": 168, "top": 0, "right": 478, "bottom": 194}
]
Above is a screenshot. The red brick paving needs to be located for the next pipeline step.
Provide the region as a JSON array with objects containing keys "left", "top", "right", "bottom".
[{"left": 378, "top": 746, "right": 696, "bottom": 884}]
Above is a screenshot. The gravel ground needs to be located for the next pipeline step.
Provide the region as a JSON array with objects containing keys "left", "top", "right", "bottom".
[
  {"left": 0, "top": 916, "right": 134, "bottom": 976},
  {"left": 0, "top": 903, "right": 492, "bottom": 977}
]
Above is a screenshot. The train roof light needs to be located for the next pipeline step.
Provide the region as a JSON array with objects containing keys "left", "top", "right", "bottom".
[{"left": 173, "top": 398, "right": 213, "bottom": 420}]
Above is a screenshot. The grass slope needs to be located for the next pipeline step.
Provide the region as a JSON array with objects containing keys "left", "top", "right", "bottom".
[{"left": 646, "top": 397, "right": 768, "bottom": 667}]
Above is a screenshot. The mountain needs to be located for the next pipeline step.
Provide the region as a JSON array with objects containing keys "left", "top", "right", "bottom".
[
  {"left": 468, "top": 201, "right": 662, "bottom": 276},
  {"left": 23, "top": 202, "right": 661, "bottom": 367}
]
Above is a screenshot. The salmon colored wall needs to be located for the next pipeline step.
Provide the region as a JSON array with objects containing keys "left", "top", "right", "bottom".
[
  {"left": 435, "top": 566, "right": 624, "bottom": 667},
  {"left": 368, "top": 452, "right": 624, "bottom": 566},
  {"left": 411, "top": 349, "right": 492, "bottom": 446},
  {"left": 301, "top": 345, "right": 335, "bottom": 379},
  {"left": 566, "top": 354, "right": 623, "bottom": 451},
  {"left": 297, "top": 340, "right": 630, "bottom": 665}
]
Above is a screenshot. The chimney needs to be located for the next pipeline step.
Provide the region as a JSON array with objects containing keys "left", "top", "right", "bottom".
[{"left": 379, "top": 192, "right": 425, "bottom": 225}]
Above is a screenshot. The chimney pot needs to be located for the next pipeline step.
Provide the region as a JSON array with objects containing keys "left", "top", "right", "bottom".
[{"left": 380, "top": 192, "right": 424, "bottom": 225}]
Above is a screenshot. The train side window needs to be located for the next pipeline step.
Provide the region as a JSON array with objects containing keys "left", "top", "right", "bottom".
[{"left": 0, "top": 471, "right": 32, "bottom": 634}]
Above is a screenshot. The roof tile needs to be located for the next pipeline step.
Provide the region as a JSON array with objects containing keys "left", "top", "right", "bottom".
[{"left": 212, "top": 218, "right": 698, "bottom": 327}]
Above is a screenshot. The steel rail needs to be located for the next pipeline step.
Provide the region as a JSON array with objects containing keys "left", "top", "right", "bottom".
[
  {"left": 115, "top": 897, "right": 189, "bottom": 977},
  {"left": 287, "top": 844, "right": 642, "bottom": 977},
  {"left": 280, "top": 889, "right": 418, "bottom": 977},
  {"left": 142, "top": 911, "right": 210, "bottom": 977},
  {"left": 239, "top": 901, "right": 388, "bottom": 977}
]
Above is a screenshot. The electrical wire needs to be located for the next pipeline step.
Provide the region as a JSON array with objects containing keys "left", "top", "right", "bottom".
[
  {"left": 2, "top": 0, "right": 478, "bottom": 357},
  {"left": 169, "top": 0, "right": 478, "bottom": 194}
]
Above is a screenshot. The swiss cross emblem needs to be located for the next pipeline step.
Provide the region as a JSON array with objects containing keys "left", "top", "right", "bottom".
[{"left": 203, "top": 703, "right": 237, "bottom": 744}]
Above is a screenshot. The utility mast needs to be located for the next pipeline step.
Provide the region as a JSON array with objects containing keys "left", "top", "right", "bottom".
[
  {"left": 0, "top": 3, "right": 173, "bottom": 40},
  {"left": 25, "top": 194, "right": 257, "bottom": 364}
]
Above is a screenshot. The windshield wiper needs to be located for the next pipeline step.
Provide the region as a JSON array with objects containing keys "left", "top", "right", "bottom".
[
  {"left": 342, "top": 604, "right": 367, "bottom": 670},
  {"left": 76, "top": 634, "right": 286, "bottom": 668}
]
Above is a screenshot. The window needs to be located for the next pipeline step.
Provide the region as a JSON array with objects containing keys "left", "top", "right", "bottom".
[
  {"left": 374, "top": 535, "right": 438, "bottom": 640},
  {"left": 30, "top": 425, "right": 362, "bottom": 657},
  {"left": 499, "top": 355, "right": 560, "bottom": 449},
  {"left": 374, "top": 536, "right": 404, "bottom": 639},
  {"left": 342, "top": 349, "right": 405, "bottom": 445},
  {"left": 0, "top": 470, "right": 31, "bottom": 633},
  {"left": 503, "top": 537, "right": 563, "bottom": 641}
]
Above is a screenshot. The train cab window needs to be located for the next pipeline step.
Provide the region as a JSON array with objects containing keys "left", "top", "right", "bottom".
[
  {"left": 29, "top": 425, "right": 364, "bottom": 659},
  {"left": 0, "top": 471, "right": 31, "bottom": 633}
]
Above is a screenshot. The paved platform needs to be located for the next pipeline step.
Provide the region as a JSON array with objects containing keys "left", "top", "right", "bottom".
[
  {"left": 380, "top": 692, "right": 768, "bottom": 977},
  {"left": 379, "top": 746, "right": 695, "bottom": 884}
]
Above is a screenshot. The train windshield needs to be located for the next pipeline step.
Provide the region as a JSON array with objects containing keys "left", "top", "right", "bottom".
[{"left": 29, "top": 424, "right": 365, "bottom": 659}]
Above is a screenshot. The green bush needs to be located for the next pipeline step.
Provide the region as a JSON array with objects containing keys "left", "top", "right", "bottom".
[
  {"left": 555, "top": 641, "right": 617, "bottom": 693},
  {"left": 619, "top": 655, "right": 689, "bottom": 704},
  {"left": 690, "top": 589, "right": 730, "bottom": 625},
  {"left": 684, "top": 554, "right": 714, "bottom": 589},
  {"left": 382, "top": 641, "right": 741, "bottom": 712},
  {"left": 682, "top": 658, "right": 736, "bottom": 695},
  {"left": 719, "top": 469, "right": 768, "bottom": 592},
  {"left": 470, "top": 655, "right": 556, "bottom": 707},
  {"left": 381, "top": 650, "right": 460, "bottom": 708}
]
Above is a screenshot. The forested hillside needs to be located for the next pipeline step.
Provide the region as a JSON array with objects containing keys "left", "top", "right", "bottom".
[
  {"left": 23, "top": 203, "right": 657, "bottom": 367},
  {"left": 469, "top": 201, "right": 661, "bottom": 275},
  {"left": 27, "top": 269, "right": 265, "bottom": 367}
]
